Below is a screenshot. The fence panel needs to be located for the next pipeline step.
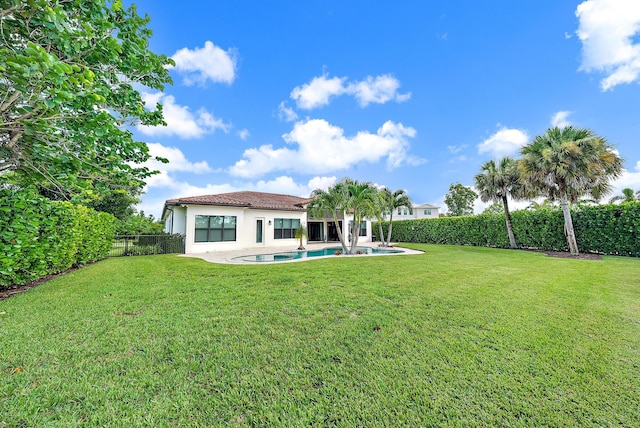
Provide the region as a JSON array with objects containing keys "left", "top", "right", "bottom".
[{"left": 110, "top": 234, "right": 185, "bottom": 257}]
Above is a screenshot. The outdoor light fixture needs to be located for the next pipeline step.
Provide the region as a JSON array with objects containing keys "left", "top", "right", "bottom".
[{"left": 268, "top": 220, "right": 272, "bottom": 225}]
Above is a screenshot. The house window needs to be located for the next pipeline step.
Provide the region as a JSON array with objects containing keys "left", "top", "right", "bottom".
[
  {"left": 397, "top": 207, "right": 402, "bottom": 215},
  {"left": 349, "top": 220, "right": 367, "bottom": 236},
  {"left": 403, "top": 208, "right": 408, "bottom": 215},
  {"left": 424, "top": 209, "right": 431, "bottom": 216},
  {"left": 195, "top": 215, "right": 236, "bottom": 242},
  {"left": 274, "top": 218, "right": 300, "bottom": 239}
]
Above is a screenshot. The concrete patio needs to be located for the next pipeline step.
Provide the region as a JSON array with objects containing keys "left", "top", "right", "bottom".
[{"left": 181, "top": 242, "right": 422, "bottom": 264}]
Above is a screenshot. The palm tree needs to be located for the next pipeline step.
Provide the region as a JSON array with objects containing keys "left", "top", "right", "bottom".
[
  {"left": 344, "top": 179, "right": 378, "bottom": 254},
  {"left": 307, "top": 186, "right": 349, "bottom": 254},
  {"left": 373, "top": 187, "right": 391, "bottom": 245},
  {"left": 474, "top": 157, "right": 522, "bottom": 249},
  {"left": 609, "top": 188, "right": 640, "bottom": 204},
  {"left": 307, "top": 178, "right": 378, "bottom": 255},
  {"left": 294, "top": 223, "right": 307, "bottom": 250},
  {"left": 519, "top": 126, "right": 623, "bottom": 255},
  {"left": 386, "top": 189, "right": 412, "bottom": 247},
  {"left": 526, "top": 199, "right": 557, "bottom": 210}
]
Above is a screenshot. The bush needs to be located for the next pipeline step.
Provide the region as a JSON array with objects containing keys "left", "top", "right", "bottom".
[
  {"left": 373, "top": 203, "right": 640, "bottom": 256},
  {"left": 0, "top": 188, "right": 116, "bottom": 287}
]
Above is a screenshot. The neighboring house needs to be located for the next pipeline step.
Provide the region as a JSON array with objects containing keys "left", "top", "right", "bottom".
[
  {"left": 162, "top": 191, "right": 372, "bottom": 253},
  {"left": 383, "top": 203, "right": 440, "bottom": 220}
]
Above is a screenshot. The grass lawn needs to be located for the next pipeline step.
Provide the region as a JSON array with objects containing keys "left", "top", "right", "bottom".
[{"left": 1, "top": 244, "right": 639, "bottom": 426}]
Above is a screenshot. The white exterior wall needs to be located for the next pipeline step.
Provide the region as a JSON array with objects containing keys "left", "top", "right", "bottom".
[
  {"left": 414, "top": 206, "right": 439, "bottom": 219},
  {"left": 384, "top": 205, "right": 439, "bottom": 220},
  {"left": 163, "top": 206, "right": 187, "bottom": 234},
  {"left": 182, "top": 205, "right": 307, "bottom": 253},
  {"left": 335, "top": 213, "right": 372, "bottom": 244}
]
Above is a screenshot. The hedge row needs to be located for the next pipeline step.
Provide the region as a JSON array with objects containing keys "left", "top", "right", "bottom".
[
  {"left": 0, "top": 188, "right": 116, "bottom": 287},
  {"left": 373, "top": 202, "right": 640, "bottom": 257}
]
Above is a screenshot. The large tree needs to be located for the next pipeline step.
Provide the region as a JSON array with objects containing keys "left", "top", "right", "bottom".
[
  {"left": 474, "top": 157, "right": 522, "bottom": 249},
  {"left": 519, "top": 126, "right": 623, "bottom": 255},
  {"left": 0, "top": 0, "right": 173, "bottom": 200},
  {"left": 444, "top": 182, "right": 477, "bottom": 216}
]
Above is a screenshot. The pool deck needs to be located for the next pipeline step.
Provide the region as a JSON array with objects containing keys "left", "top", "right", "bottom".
[{"left": 182, "top": 242, "right": 423, "bottom": 264}]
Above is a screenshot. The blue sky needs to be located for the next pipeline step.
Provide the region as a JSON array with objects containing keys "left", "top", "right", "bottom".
[{"left": 127, "top": 0, "right": 640, "bottom": 218}]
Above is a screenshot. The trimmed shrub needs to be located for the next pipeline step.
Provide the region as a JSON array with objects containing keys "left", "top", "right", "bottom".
[
  {"left": 0, "top": 188, "right": 116, "bottom": 287},
  {"left": 373, "top": 202, "right": 640, "bottom": 257}
]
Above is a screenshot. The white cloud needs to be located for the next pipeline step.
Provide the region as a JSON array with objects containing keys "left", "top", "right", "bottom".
[
  {"left": 447, "top": 144, "right": 467, "bottom": 154},
  {"left": 611, "top": 160, "right": 640, "bottom": 193},
  {"left": 170, "top": 41, "right": 237, "bottom": 86},
  {"left": 138, "top": 92, "right": 230, "bottom": 139},
  {"left": 277, "top": 101, "right": 299, "bottom": 122},
  {"left": 237, "top": 129, "right": 250, "bottom": 140},
  {"left": 346, "top": 74, "right": 412, "bottom": 107},
  {"left": 576, "top": 0, "right": 640, "bottom": 90},
  {"left": 289, "top": 73, "right": 410, "bottom": 110},
  {"left": 290, "top": 74, "right": 347, "bottom": 110},
  {"left": 551, "top": 110, "right": 573, "bottom": 128},
  {"left": 477, "top": 125, "right": 529, "bottom": 157},
  {"left": 229, "top": 119, "right": 423, "bottom": 178},
  {"left": 146, "top": 143, "right": 212, "bottom": 174},
  {"left": 448, "top": 155, "right": 467, "bottom": 164}
]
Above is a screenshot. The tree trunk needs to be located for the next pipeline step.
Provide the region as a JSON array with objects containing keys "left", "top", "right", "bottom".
[
  {"left": 332, "top": 215, "right": 348, "bottom": 254},
  {"left": 559, "top": 196, "right": 579, "bottom": 255},
  {"left": 501, "top": 195, "right": 517, "bottom": 249},
  {"left": 377, "top": 221, "right": 386, "bottom": 246},
  {"left": 385, "top": 213, "right": 394, "bottom": 247},
  {"left": 349, "top": 219, "right": 359, "bottom": 254}
]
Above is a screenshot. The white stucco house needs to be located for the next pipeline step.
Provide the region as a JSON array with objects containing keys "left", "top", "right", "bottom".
[
  {"left": 383, "top": 203, "right": 440, "bottom": 220},
  {"left": 162, "top": 191, "right": 373, "bottom": 253}
]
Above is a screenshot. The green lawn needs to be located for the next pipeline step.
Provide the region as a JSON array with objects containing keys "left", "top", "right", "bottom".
[{"left": 1, "top": 244, "right": 639, "bottom": 426}]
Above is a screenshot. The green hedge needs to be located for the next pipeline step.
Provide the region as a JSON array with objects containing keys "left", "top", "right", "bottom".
[
  {"left": 0, "top": 188, "right": 116, "bottom": 287},
  {"left": 374, "top": 202, "right": 640, "bottom": 257}
]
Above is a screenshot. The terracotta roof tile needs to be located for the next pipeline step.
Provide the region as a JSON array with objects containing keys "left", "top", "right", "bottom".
[{"left": 165, "top": 191, "right": 309, "bottom": 212}]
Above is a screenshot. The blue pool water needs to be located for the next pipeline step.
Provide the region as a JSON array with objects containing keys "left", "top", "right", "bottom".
[{"left": 232, "top": 246, "right": 403, "bottom": 263}]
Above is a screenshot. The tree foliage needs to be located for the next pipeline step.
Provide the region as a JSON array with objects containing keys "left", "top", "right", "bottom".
[
  {"left": 519, "top": 126, "right": 623, "bottom": 254},
  {"left": 0, "top": 0, "right": 173, "bottom": 201},
  {"left": 0, "top": 187, "right": 116, "bottom": 287},
  {"left": 444, "top": 182, "right": 477, "bottom": 216},
  {"left": 115, "top": 210, "right": 163, "bottom": 235}
]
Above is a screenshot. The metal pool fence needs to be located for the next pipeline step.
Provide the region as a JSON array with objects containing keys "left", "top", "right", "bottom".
[{"left": 110, "top": 234, "right": 186, "bottom": 257}]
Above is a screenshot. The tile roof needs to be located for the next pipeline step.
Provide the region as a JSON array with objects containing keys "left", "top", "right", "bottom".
[{"left": 165, "top": 191, "right": 310, "bottom": 212}]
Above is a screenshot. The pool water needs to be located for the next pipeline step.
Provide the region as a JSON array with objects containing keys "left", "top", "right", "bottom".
[{"left": 231, "top": 246, "right": 403, "bottom": 263}]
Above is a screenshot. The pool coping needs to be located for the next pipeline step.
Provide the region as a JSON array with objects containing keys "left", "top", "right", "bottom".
[{"left": 181, "top": 242, "right": 423, "bottom": 265}]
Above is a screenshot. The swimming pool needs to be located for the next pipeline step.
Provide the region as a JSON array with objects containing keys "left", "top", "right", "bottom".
[{"left": 231, "top": 246, "right": 404, "bottom": 263}]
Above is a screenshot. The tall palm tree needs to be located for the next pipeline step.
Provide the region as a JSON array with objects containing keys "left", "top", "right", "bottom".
[
  {"left": 373, "top": 187, "right": 391, "bottom": 246},
  {"left": 307, "top": 186, "right": 349, "bottom": 253},
  {"left": 307, "top": 178, "right": 378, "bottom": 255},
  {"left": 381, "top": 188, "right": 412, "bottom": 247},
  {"left": 474, "top": 156, "right": 522, "bottom": 249},
  {"left": 344, "top": 179, "right": 378, "bottom": 254},
  {"left": 609, "top": 188, "right": 640, "bottom": 204},
  {"left": 519, "top": 126, "right": 623, "bottom": 255}
]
